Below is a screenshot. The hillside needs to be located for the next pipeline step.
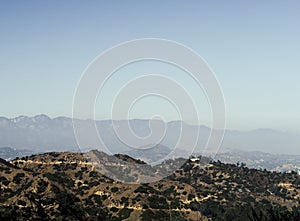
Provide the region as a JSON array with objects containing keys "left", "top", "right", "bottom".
[{"left": 0, "top": 151, "right": 299, "bottom": 220}]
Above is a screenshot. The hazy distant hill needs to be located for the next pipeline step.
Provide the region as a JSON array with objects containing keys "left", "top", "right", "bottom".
[
  {"left": 0, "top": 147, "right": 33, "bottom": 161},
  {"left": 0, "top": 151, "right": 299, "bottom": 220},
  {"left": 1, "top": 115, "right": 300, "bottom": 155},
  {"left": 212, "top": 149, "right": 300, "bottom": 173},
  {"left": 124, "top": 144, "right": 174, "bottom": 164}
]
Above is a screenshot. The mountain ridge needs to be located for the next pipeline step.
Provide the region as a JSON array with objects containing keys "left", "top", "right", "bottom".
[{"left": 1, "top": 114, "right": 300, "bottom": 155}]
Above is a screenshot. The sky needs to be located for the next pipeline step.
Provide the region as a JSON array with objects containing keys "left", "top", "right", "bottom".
[{"left": 0, "top": 0, "right": 300, "bottom": 132}]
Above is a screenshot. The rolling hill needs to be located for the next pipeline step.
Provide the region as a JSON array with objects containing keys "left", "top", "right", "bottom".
[{"left": 0, "top": 151, "right": 299, "bottom": 220}]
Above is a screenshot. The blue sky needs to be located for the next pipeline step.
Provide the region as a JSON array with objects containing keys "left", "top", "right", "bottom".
[{"left": 0, "top": 1, "right": 299, "bottom": 131}]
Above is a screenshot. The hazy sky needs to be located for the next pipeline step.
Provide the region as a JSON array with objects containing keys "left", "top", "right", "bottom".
[{"left": 0, "top": 1, "right": 299, "bottom": 132}]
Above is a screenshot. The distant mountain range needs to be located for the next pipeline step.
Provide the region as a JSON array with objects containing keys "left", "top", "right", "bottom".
[{"left": 1, "top": 114, "right": 300, "bottom": 156}]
